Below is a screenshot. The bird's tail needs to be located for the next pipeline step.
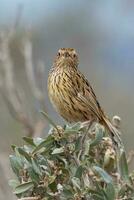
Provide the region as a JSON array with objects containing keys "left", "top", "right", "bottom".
[{"left": 101, "top": 115, "right": 122, "bottom": 147}]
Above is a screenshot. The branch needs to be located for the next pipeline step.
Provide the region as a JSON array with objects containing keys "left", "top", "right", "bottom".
[
  {"left": 0, "top": 5, "right": 47, "bottom": 137},
  {"left": 18, "top": 197, "right": 40, "bottom": 200},
  {"left": 21, "top": 36, "right": 45, "bottom": 108},
  {"left": 0, "top": 31, "right": 34, "bottom": 136},
  {"left": 127, "top": 150, "right": 134, "bottom": 164}
]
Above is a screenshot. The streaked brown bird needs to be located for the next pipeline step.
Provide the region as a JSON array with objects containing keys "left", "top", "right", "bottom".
[{"left": 48, "top": 48, "right": 121, "bottom": 146}]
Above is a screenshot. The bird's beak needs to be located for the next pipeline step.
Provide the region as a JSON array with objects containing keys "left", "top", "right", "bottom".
[{"left": 64, "top": 52, "right": 70, "bottom": 58}]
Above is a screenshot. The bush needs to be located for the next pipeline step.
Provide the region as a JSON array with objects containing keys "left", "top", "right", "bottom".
[{"left": 9, "top": 113, "right": 134, "bottom": 200}]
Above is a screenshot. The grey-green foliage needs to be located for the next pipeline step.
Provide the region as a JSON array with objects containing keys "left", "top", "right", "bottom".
[{"left": 9, "top": 115, "right": 134, "bottom": 200}]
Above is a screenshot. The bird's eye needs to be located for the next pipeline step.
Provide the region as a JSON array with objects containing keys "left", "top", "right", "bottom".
[
  {"left": 58, "top": 52, "right": 61, "bottom": 56},
  {"left": 73, "top": 53, "right": 76, "bottom": 58}
]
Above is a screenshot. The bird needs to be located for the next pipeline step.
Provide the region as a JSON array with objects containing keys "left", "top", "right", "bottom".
[{"left": 48, "top": 48, "right": 121, "bottom": 146}]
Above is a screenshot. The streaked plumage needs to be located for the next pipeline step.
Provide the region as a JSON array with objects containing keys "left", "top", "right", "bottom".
[{"left": 48, "top": 48, "right": 121, "bottom": 146}]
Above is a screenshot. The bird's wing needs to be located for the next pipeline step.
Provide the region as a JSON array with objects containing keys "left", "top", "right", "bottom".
[
  {"left": 75, "top": 71, "right": 103, "bottom": 120},
  {"left": 77, "top": 92, "right": 102, "bottom": 120}
]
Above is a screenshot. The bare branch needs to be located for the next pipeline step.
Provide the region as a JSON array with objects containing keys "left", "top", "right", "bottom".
[
  {"left": 18, "top": 197, "right": 40, "bottom": 200},
  {"left": 0, "top": 6, "right": 47, "bottom": 138},
  {"left": 0, "top": 30, "right": 34, "bottom": 136},
  {"left": 36, "top": 60, "right": 46, "bottom": 95},
  {"left": 0, "top": 31, "right": 21, "bottom": 114},
  {"left": 127, "top": 150, "right": 134, "bottom": 164},
  {"left": 21, "top": 36, "right": 45, "bottom": 106}
]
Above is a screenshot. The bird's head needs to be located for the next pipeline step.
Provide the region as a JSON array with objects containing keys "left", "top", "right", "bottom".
[{"left": 54, "top": 48, "right": 79, "bottom": 68}]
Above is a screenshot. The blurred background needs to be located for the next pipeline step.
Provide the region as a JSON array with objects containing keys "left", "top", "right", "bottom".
[{"left": 0, "top": 0, "right": 134, "bottom": 199}]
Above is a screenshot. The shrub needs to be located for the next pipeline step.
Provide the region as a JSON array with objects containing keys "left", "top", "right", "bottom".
[{"left": 9, "top": 113, "right": 134, "bottom": 200}]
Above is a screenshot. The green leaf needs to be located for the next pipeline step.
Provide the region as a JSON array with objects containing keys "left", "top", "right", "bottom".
[
  {"left": 105, "top": 183, "right": 115, "bottom": 200},
  {"left": 23, "top": 137, "right": 36, "bottom": 147},
  {"left": 64, "top": 123, "right": 81, "bottom": 134},
  {"left": 90, "top": 125, "right": 104, "bottom": 147},
  {"left": 33, "top": 137, "right": 44, "bottom": 145},
  {"left": 90, "top": 192, "right": 106, "bottom": 200},
  {"left": 119, "top": 149, "right": 130, "bottom": 183},
  {"left": 62, "top": 186, "right": 73, "bottom": 198},
  {"left": 9, "top": 155, "right": 23, "bottom": 177},
  {"left": 51, "top": 147, "right": 64, "bottom": 154},
  {"left": 17, "top": 147, "right": 31, "bottom": 163},
  {"left": 93, "top": 166, "right": 113, "bottom": 184},
  {"left": 28, "top": 167, "right": 40, "bottom": 183},
  {"left": 11, "top": 145, "right": 17, "bottom": 151},
  {"left": 31, "top": 158, "right": 42, "bottom": 175},
  {"left": 94, "top": 181, "right": 108, "bottom": 199},
  {"left": 32, "top": 135, "right": 54, "bottom": 154},
  {"left": 75, "top": 165, "right": 83, "bottom": 179},
  {"left": 14, "top": 181, "right": 34, "bottom": 194},
  {"left": 64, "top": 129, "right": 80, "bottom": 134},
  {"left": 71, "top": 177, "right": 81, "bottom": 191},
  {"left": 48, "top": 181, "right": 57, "bottom": 192},
  {"left": 88, "top": 183, "right": 108, "bottom": 200},
  {"left": 75, "top": 136, "right": 82, "bottom": 152}
]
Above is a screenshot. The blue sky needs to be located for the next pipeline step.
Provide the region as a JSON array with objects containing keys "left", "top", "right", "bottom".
[
  {"left": 1, "top": 0, "right": 134, "bottom": 74},
  {"left": 0, "top": 0, "right": 52, "bottom": 24},
  {"left": 0, "top": 0, "right": 134, "bottom": 36},
  {"left": 0, "top": 0, "right": 83, "bottom": 25}
]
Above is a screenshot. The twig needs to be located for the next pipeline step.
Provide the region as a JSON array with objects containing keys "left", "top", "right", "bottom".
[
  {"left": 18, "top": 197, "right": 40, "bottom": 200},
  {"left": 36, "top": 60, "right": 46, "bottom": 94},
  {"left": 127, "top": 150, "right": 134, "bottom": 164},
  {"left": 78, "top": 120, "right": 94, "bottom": 160},
  {"left": 0, "top": 30, "right": 34, "bottom": 136},
  {"left": 0, "top": 4, "right": 47, "bottom": 138},
  {"left": 21, "top": 36, "right": 45, "bottom": 106}
]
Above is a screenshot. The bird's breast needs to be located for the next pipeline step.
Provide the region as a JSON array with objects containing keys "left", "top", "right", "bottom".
[{"left": 48, "top": 68, "right": 82, "bottom": 122}]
